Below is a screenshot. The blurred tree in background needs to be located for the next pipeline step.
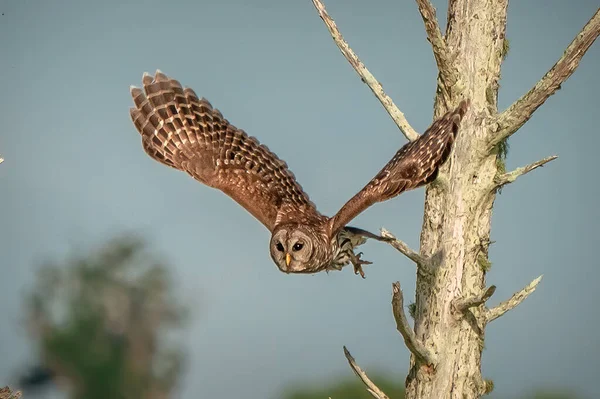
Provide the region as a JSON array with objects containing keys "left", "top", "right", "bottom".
[
  {"left": 12, "top": 233, "right": 583, "bottom": 399},
  {"left": 20, "top": 234, "right": 187, "bottom": 399}
]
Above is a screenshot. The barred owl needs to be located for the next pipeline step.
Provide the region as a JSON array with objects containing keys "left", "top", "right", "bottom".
[{"left": 129, "top": 71, "right": 468, "bottom": 277}]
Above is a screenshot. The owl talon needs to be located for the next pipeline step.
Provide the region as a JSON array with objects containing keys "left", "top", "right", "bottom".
[
  {"left": 350, "top": 252, "right": 372, "bottom": 278},
  {"left": 354, "top": 265, "right": 366, "bottom": 278}
]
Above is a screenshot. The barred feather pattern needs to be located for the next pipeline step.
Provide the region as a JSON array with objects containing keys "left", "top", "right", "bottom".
[
  {"left": 328, "top": 99, "right": 469, "bottom": 236},
  {"left": 129, "top": 71, "right": 468, "bottom": 276},
  {"left": 129, "top": 71, "right": 319, "bottom": 231}
]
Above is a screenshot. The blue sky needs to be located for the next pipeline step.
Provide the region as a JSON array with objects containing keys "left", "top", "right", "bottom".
[{"left": 1, "top": 0, "right": 599, "bottom": 398}]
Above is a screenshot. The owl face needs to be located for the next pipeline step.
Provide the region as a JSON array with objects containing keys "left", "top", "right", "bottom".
[{"left": 269, "top": 226, "right": 326, "bottom": 273}]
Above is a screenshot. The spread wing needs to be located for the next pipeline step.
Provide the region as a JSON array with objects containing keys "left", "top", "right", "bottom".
[
  {"left": 329, "top": 100, "right": 469, "bottom": 237},
  {"left": 129, "top": 70, "right": 318, "bottom": 232}
]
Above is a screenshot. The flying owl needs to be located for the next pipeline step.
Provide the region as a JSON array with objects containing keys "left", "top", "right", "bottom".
[{"left": 129, "top": 71, "right": 468, "bottom": 277}]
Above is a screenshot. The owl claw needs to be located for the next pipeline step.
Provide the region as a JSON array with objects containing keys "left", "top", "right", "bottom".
[{"left": 350, "top": 252, "right": 372, "bottom": 279}]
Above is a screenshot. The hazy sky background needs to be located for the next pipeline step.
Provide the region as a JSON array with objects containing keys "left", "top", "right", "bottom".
[{"left": 1, "top": 0, "right": 599, "bottom": 398}]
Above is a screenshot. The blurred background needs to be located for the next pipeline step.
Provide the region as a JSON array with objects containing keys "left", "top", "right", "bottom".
[{"left": 1, "top": 0, "right": 598, "bottom": 398}]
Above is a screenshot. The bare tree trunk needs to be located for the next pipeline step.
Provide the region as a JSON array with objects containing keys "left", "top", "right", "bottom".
[
  {"left": 407, "top": 1, "right": 509, "bottom": 397},
  {"left": 408, "top": 3, "right": 599, "bottom": 397},
  {"left": 311, "top": 0, "right": 600, "bottom": 398}
]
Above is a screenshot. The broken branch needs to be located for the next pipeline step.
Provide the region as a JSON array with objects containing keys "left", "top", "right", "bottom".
[
  {"left": 380, "top": 228, "right": 431, "bottom": 272},
  {"left": 415, "top": 0, "right": 458, "bottom": 94},
  {"left": 494, "top": 155, "right": 558, "bottom": 188},
  {"left": 453, "top": 285, "right": 497, "bottom": 313},
  {"left": 311, "top": 0, "right": 420, "bottom": 141},
  {"left": 486, "top": 275, "right": 543, "bottom": 323},
  {"left": 491, "top": 9, "right": 600, "bottom": 147},
  {"left": 343, "top": 346, "right": 390, "bottom": 399},
  {"left": 392, "top": 282, "right": 436, "bottom": 365}
]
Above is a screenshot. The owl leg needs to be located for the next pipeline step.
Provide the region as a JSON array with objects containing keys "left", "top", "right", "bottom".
[{"left": 349, "top": 251, "right": 372, "bottom": 279}]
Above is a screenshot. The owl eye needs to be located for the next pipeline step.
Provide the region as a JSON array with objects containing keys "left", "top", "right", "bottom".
[
  {"left": 292, "top": 242, "right": 304, "bottom": 251},
  {"left": 276, "top": 242, "right": 284, "bottom": 252}
]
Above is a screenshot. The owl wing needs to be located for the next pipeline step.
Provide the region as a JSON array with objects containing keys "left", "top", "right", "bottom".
[
  {"left": 329, "top": 100, "right": 469, "bottom": 237},
  {"left": 129, "top": 71, "right": 318, "bottom": 232}
]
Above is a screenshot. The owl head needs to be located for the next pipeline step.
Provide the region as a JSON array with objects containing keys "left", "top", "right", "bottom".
[{"left": 269, "top": 225, "right": 329, "bottom": 274}]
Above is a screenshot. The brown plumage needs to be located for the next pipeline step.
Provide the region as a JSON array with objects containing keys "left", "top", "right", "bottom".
[{"left": 129, "top": 71, "right": 468, "bottom": 277}]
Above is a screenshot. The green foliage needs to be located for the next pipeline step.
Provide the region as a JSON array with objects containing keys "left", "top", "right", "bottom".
[
  {"left": 283, "top": 375, "right": 404, "bottom": 399},
  {"left": 496, "top": 156, "right": 506, "bottom": 175},
  {"left": 408, "top": 302, "right": 417, "bottom": 319},
  {"left": 25, "top": 234, "right": 187, "bottom": 399},
  {"left": 478, "top": 253, "right": 492, "bottom": 272},
  {"left": 525, "top": 390, "right": 582, "bottom": 399},
  {"left": 484, "top": 379, "right": 495, "bottom": 395},
  {"left": 42, "top": 311, "right": 127, "bottom": 399},
  {"left": 495, "top": 136, "right": 509, "bottom": 173},
  {"left": 494, "top": 137, "right": 510, "bottom": 193},
  {"left": 283, "top": 376, "right": 582, "bottom": 399},
  {"left": 486, "top": 86, "right": 494, "bottom": 104},
  {"left": 496, "top": 136, "right": 509, "bottom": 159},
  {"left": 501, "top": 38, "right": 511, "bottom": 61}
]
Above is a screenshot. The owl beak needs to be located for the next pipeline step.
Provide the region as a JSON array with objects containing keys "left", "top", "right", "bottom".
[{"left": 285, "top": 253, "right": 292, "bottom": 267}]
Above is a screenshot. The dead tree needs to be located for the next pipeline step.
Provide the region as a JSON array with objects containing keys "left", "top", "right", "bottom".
[{"left": 311, "top": 1, "right": 599, "bottom": 398}]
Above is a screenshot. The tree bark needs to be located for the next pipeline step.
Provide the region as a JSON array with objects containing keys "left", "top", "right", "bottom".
[
  {"left": 407, "top": 1, "right": 509, "bottom": 396},
  {"left": 407, "top": 2, "right": 598, "bottom": 398},
  {"left": 311, "top": 1, "right": 599, "bottom": 398}
]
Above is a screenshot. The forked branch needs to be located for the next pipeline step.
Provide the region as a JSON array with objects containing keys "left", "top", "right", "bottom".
[
  {"left": 486, "top": 275, "right": 543, "bottom": 323},
  {"left": 453, "top": 285, "right": 497, "bottom": 313},
  {"left": 415, "top": 0, "right": 458, "bottom": 94},
  {"left": 491, "top": 9, "right": 600, "bottom": 148},
  {"left": 343, "top": 346, "right": 390, "bottom": 399},
  {"left": 392, "top": 282, "right": 436, "bottom": 366},
  {"left": 494, "top": 156, "right": 558, "bottom": 189},
  {"left": 311, "top": 0, "right": 420, "bottom": 141}
]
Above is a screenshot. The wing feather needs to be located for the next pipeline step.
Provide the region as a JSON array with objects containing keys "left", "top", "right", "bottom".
[
  {"left": 129, "top": 71, "right": 318, "bottom": 231},
  {"left": 329, "top": 100, "right": 469, "bottom": 236}
]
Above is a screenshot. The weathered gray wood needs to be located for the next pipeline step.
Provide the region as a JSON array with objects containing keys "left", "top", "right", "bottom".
[
  {"left": 406, "top": 2, "right": 598, "bottom": 398},
  {"left": 311, "top": 0, "right": 599, "bottom": 398}
]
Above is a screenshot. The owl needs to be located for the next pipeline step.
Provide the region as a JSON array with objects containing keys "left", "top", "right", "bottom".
[{"left": 129, "top": 71, "right": 468, "bottom": 277}]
